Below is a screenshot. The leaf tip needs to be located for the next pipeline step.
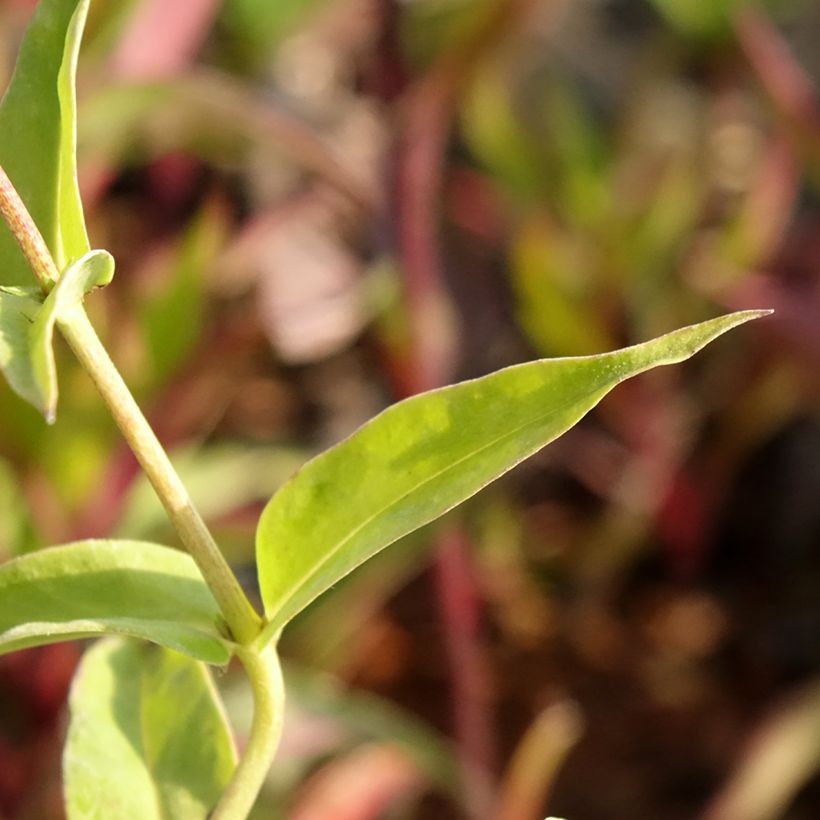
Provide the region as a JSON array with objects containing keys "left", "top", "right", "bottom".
[
  {"left": 35, "top": 393, "right": 57, "bottom": 426},
  {"left": 718, "top": 307, "right": 774, "bottom": 332}
]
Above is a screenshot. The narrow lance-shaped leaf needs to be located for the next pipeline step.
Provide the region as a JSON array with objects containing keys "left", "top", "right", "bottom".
[
  {"left": 0, "top": 0, "right": 90, "bottom": 284},
  {"left": 0, "top": 540, "right": 233, "bottom": 664},
  {"left": 64, "top": 637, "right": 237, "bottom": 820},
  {"left": 0, "top": 249, "right": 114, "bottom": 421},
  {"left": 256, "top": 310, "right": 770, "bottom": 641}
]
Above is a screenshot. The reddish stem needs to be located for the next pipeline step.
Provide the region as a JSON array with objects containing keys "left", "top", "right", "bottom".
[
  {"left": 385, "top": 2, "right": 538, "bottom": 815},
  {"left": 734, "top": 7, "right": 820, "bottom": 135},
  {"left": 432, "top": 528, "right": 496, "bottom": 817}
]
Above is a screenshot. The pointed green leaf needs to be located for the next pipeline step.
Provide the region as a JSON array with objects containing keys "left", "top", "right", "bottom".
[
  {"left": 0, "top": 0, "right": 90, "bottom": 285},
  {"left": 0, "top": 540, "right": 233, "bottom": 663},
  {"left": 64, "top": 637, "right": 237, "bottom": 820},
  {"left": 256, "top": 310, "right": 770, "bottom": 639}
]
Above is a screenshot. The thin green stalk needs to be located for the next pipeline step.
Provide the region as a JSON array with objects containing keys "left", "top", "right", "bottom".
[
  {"left": 212, "top": 645, "right": 285, "bottom": 820},
  {"left": 0, "top": 162, "right": 261, "bottom": 645},
  {"left": 0, "top": 163, "right": 278, "bottom": 818},
  {"left": 57, "top": 305, "right": 262, "bottom": 645}
]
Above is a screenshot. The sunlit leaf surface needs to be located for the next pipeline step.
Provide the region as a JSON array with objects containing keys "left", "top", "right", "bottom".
[
  {"left": 257, "top": 311, "right": 769, "bottom": 641},
  {"left": 64, "top": 637, "right": 237, "bottom": 819},
  {"left": 0, "top": 540, "right": 233, "bottom": 663}
]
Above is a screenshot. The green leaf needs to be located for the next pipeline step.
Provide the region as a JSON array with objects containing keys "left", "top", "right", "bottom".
[
  {"left": 0, "top": 455, "right": 39, "bottom": 557},
  {"left": 0, "top": 0, "right": 90, "bottom": 285},
  {"left": 136, "top": 201, "right": 225, "bottom": 389},
  {"left": 0, "top": 285, "right": 46, "bottom": 409},
  {"left": 647, "top": 0, "right": 784, "bottom": 39},
  {"left": 64, "top": 637, "right": 237, "bottom": 820},
  {"left": 220, "top": 0, "right": 331, "bottom": 68},
  {"left": 0, "top": 540, "right": 233, "bottom": 663},
  {"left": 461, "top": 61, "right": 546, "bottom": 202},
  {"left": 510, "top": 217, "right": 611, "bottom": 357},
  {"left": 256, "top": 310, "right": 769, "bottom": 639},
  {"left": 648, "top": 0, "right": 734, "bottom": 37},
  {"left": 0, "top": 249, "right": 113, "bottom": 421}
]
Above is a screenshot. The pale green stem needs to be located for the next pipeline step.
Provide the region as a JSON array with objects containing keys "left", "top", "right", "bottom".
[
  {"left": 0, "top": 164, "right": 278, "bottom": 819},
  {"left": 57, "top": 306, "right": 262, "bottom": 645},
  {"left": 211, "top": 645, "right": 285, "bottom": 820},
  {"left": 0, "top": 164, "right": 260, "bottom": 643}
]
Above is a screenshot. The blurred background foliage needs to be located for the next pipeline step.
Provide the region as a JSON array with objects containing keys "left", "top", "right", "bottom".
[{"left": 1, "top": 0, "right": 820, "bottom": 818}]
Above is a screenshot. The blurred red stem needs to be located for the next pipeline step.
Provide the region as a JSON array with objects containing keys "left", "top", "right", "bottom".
[
  {"left": 388, "top": 2, "right": 537, "bottom": 815},
  {"left": 734, "top": 7, "right": 820, "bottom": 136},
  {"left": 432, "top": 528, "right": 496, "bottom": 817},
  {"left": 394, "top": 0, "right": 535, "bottom": 392}
]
